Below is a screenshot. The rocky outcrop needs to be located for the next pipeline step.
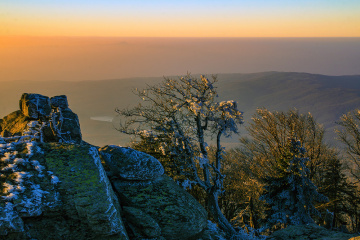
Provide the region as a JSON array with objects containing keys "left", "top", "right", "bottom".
[
  {"left": 268, "top": 224, "right": 359, "bottom": 240},
  {"left": 0, "top": 141, "right": 128, "bottom": 240},
  {"left": 1, "top": 93, "right": 82, "bottom": 143},
  {"left": 0, "top": 93, "right": 209, "bottom": 240}
]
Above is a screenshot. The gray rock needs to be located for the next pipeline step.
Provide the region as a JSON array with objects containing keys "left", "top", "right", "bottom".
[
  {"left": 112, "top": 175, "right": 208, "bottom": 240},
  {"left": 268, "top": 224, "right": 359, "bottom": 240},
  {"left": 19, "top": 93, "right": 51, "bottom": 119},
  {"left": 123, "top": 206, "right": 161, "bottom": 238},
  {"left": 99, "top": 145, "right": 164, "bottom": 180},
  {"left": 2, "top": 94, "right": 81, "bottom": 144},
  {"left": 50, "top": 108, "right": 82, "bottom": 143},
  {"left": 50, "top": 95, "right": 69, "bottom": 109},
  {"left": 0, "top": 142, "right": 129, "bottom": 240},
  {"left": 188, "top": 221, "right": 226, "bottom": 240}
]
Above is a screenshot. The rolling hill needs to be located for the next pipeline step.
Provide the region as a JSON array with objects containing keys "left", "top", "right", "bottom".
[{"left": 1, "top": 72, "right": 360, "bottom": 147}]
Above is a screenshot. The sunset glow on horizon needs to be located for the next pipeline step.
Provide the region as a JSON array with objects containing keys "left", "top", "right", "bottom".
[
  {"left": 1, "top": 0, "right": 360, "bottom": 38},
  {"left": 1, "top": 1, "right": 360, "bottom": 82}
]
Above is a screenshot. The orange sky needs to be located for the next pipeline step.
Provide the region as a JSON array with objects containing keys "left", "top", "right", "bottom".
[
  {"left": 1, "top": 1, "right": 360, "bottom": 37},
  {"left": 1, "top": 1, "right": 360, "bottom": 82}
]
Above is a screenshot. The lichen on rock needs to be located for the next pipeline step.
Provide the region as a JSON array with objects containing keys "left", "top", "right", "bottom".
[
  {"left": 0, "top": 141, "right": 61, "bottom": 238},
  {"left": 0, "top": 140, "right": 129, "bottom": 239},
  {"left": 37, "top": 143, "right": 129, "bottom": 240}
]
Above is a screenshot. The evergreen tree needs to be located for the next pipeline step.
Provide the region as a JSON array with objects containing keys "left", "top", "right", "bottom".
[
  {"left": 318, "top": 148, "right": 359, "bottom": 230},
  {"left": 260, "top": 138, "right": 328, "bottom": 227}
]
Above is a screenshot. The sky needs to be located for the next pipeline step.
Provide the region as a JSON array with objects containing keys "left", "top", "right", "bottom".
[
  {"left": 0, "top": 1, "right": 360, "bottom": 82},
  {"left": 1, "top": 0, "right": 360, "bottom": 37}
]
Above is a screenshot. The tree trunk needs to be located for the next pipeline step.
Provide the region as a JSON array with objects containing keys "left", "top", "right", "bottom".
[
  {"left": 207, "top": 190, "right": 247, "bottom": 239},
  {"left": 249, "top": 196, "right": 258, "bottom": 230}
]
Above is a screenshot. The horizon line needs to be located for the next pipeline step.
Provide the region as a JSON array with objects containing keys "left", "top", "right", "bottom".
[
  {"left": 3, "top": 71, "right": 360, "bottom": 83},
  {"left": 2, "top": 35, "right": 360, "bottom": 39}
]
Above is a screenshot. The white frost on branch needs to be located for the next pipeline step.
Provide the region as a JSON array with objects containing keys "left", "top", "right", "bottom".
[
  {"left": 197, "top": 154, "right": 208, "bottom": 169},
  {"left": 201, "top": 75, "right": 214, "bottom": 90},
  {"left": 31, "top": 160, "right": 45, "bottom": 173},
  {"left": 51, "top": 175, "right": 61, "bottom": 185},
  {"left": 13, "top": 171, "right": 32, "bottom": 183}
]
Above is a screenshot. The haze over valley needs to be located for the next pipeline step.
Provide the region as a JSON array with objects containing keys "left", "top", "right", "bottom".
[
  {"left": 1, "top": 71, "right": 359, "bottom": 147},
  {"left": 1, "top": 36, "right": 360, "bottom": 146},
  {"left": 1, "top": 37, "right": 360, "bottom": 82}
]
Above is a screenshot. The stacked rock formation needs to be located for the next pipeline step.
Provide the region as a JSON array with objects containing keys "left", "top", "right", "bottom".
[
  {"left": 1, "top": 93, "right": 82, "bottom": 144},
  {"left": 0, "top": 94, "right": 210, "bottom": 240}
]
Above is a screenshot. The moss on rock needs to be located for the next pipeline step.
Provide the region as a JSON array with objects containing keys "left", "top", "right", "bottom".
[
  {"left": 39, "top": 143, "right": 128, "bottom": 239},
  {"left": 113, "top": 175, "right": 207, "bottom": 240},
  {"left": 1, "top": 142, "right": 129, "bottom": 240}
]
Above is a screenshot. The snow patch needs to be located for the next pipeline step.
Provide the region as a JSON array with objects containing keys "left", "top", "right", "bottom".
[
  {"left": 31, "top": 160, "right": 45, "bottom": 172},
  {"left": 14, "top": 171, "right": 32, "bottom": 183}
]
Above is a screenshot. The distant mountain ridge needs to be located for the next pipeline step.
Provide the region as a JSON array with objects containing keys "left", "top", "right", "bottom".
[{"left": 1, "top": 72, "right": 360, "bottom": 146}]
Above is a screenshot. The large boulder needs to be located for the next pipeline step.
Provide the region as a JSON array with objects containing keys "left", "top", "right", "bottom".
[
  {"left": 19, "top": 93, "right": 51, "bottom": 119},
  {"left": 112, "top": 175, "right": 208, "bottom": 240},
  {"left": 0, "top": 142, "right": 129, "bottom": 240},
  {"left": 99, "top": 145, "right": 164, "bottom": 180},
  {"left": 268, "top": 224, "right": 359, "bottom": 240}
]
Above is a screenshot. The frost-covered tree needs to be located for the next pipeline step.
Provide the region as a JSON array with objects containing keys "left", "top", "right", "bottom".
[
  {"left": 238, "top": 108, "right": 357, "bottom": 231},
  {"left": 116, "top": 74, "right": 244, "bottom": 237},
  {"left": 260, "top": 138, "right": 328, "bottom": 228},
  {"left": 336, "top": 109, "right": 360, "bottom": 183},
  {"left": 217, "top": 148, "right": 266, "bottom": 231},
  {"left": 239, "top": 108, "right": 327, "bottom": 183},
  {"left": 335, "top": 109, "right": 360, "bottom": 231}
]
